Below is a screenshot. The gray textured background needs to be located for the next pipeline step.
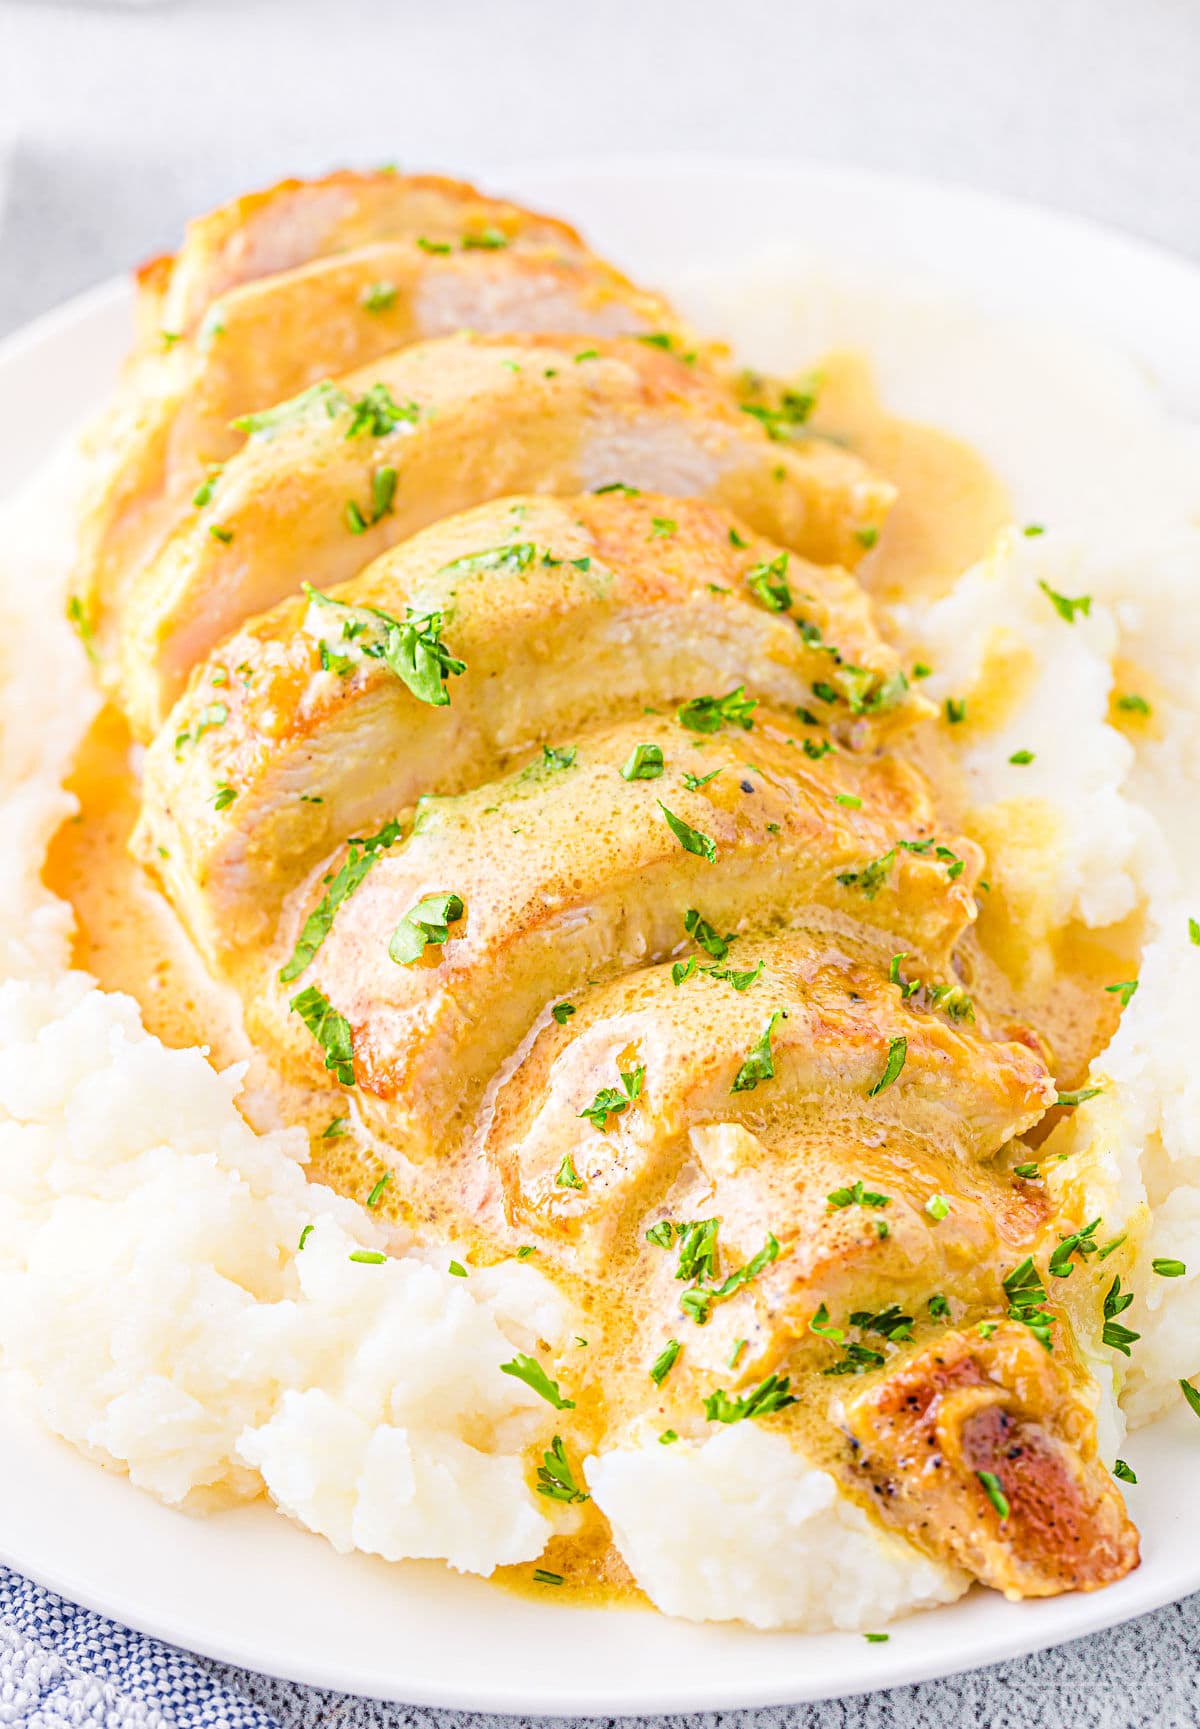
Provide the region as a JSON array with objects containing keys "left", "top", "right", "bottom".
[{"left": 1, "top": 0, "right": 1199, "bottom": 1721}]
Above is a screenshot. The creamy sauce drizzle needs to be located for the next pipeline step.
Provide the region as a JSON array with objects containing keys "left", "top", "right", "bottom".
[{"left": 42, "top": 355, "right": 1134, "bottom": 1607}]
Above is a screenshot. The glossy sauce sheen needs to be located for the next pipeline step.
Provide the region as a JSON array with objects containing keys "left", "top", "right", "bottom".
[{"left": 43, "top": 358, "right": 1134, "bottom": 1606}]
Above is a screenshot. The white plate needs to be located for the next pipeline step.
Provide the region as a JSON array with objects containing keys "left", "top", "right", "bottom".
[{"left": 2, "top": 156, "right": 1199, "bottom": 1713}]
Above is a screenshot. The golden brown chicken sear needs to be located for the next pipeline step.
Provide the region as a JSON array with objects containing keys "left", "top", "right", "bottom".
[
  {"left": 135, "top": 493, "right": 920, "bottom": 963},
  {"left": 841, "top": 1322, "right": 1140, "bottom": 1596}
]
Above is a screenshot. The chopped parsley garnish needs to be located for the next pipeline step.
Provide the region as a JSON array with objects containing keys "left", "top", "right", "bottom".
[
  {"left": 620, "top": 742, "right": 665, "bottom": 781},
  {"left": 174, "top": 700, "right": 228, "bottom": 756},
  {"left": 387, "top": 891, "right": 464, "bottom": 965},
  {"left": 366, "top": 1170, "right": 392, "bottom": 1209},
  {"left": 646, "top": 1219, "right": 680, "bottom": 1250},
  {"left": 232, "top": 380, "right": 352, "bottom": 437},
  {"left": 1023, "top": 523, "right": 1046, "bottom": 537},
  {"left": 500, "top": 1354, "right": 575, "bottom": 1409},
  {"left": 1153, "top": 1258, "right": 1186, "bottom": 1277},
  {"left": 1055, "top": 1085, "right": 1103, "bottom": 1108},
  {"left": 463, "top": 225, "right": 509, "bottom": 250},
  {"left": 680, "top": 1234, "right": 780, "bottom": 1325},
  {"left": 209, "top": 524, "right": 234, "bottom": 544},
  {"left": 836, "top": 793, "right": 862, "bottom": 809},
  {"left": 836, "top": 848, "right": 895, "bottom": 900},
  {"left": 536, "top": 1436, "right": 590, "bottom": 1503},
  {"left": 827, "top": 1180, "right": 889, "bottom": 1211},
  {"left": 1190, "top": 917, "right": 1200, "bottom": 946},
  {"left": 802, "top": 737, "right": 835, "bottom": 761},
  {"left": 448, "top": 1260, "right": 467, "bottom": 1277},
  {"left": 1117, "top": 692, "right": 1151, "bottom": 716},
  {"left": 555, "top": 1153, "right": 584, "bottom": 1190},
  {"left": 928, "top": 1293, "right": 950, "bottom": 1318},
  {"left": 360, "top": 280, "right": 398, "bottom": 313},
  {"left": 1008, "top": 749, "right": 1035, "bottom": 765},
  {"left": 532, "top": 1569, "right": 563, "bottom": 1586},
  {"left": 304, "top": 584, "right": 465, "bottom": 707},
  {"left": 542, "top": 744, "right": 577, "bottom": 770},
  {"left": 739, "top": 386, "right": 816, "bottom": 441},
  {"left": 730, "top": 1009, "right": 786, "bottom": 1093},
  {"left": 298, "top": 1224, "right": 314, "bottom": 1250},
  {"left": 1050, "top": 1221, "right": 1102, "bottom": 1276},
  {"left": 1038, "top": 578, "right": 1091, "bottom": 623},
  {"left": 416, "top": 236, "right": 452, "bottom": 254},
  {"left": 516, "top": 1245, "right": 535, "bottom": 1259},
  {"left": 745, "top": 552, "right": 791, "bottom": 611},
  {"left": 344, "top": 464, "right": 397, "bottom": 534},
  {"left": 438, "top": 541, "right": 536, "bottom": 579},
  {"left": 856, "top": 526, "right": 879, "bottom": 550},
  {"left": 850, "top": 1304, "right": 914, "bottom": 1342},
  {"left": 673, "top": 1219, "right": 720, "bottom": 1286},
  {"left": 704, "top": 1374, "right": 798, "bottom": 1423},
  {"left": 65, "top": 595, "right": 97, "bottom": 661},
  {"left": 280, "top": 818, "right": 402, "bottom": 982},
  {"left": 944, "top": 697, "right": 967, "bottom": 725},
  {"left": 650, "top": 1339, "right": 681, "bottom": 1385},
  {"left": 822, "top": 1340, "right": 886, "bottom": 1377},
  {"left": 1106, "top": 979, "right": 1139, "bottom": 1007},
  {"left": 321, "top": 1116, "right": 349, "bottom": 1139},
  {"left": 551, "top": 1001, "right": 576, "bottom": 1025},
  {"left": 650, "top": 515, "right": 677, "bottom": 538},
  {"left": 671, "top": 956, "right": 697, "bottom": 986},
  {"left": 868, "top": 1036, "right": 907, "bottom": 1097},
  {"left": 676, "top": 687, "right": 757, "bottom": 734},
  {"left": 684, "top": 908, "right": 732, "bottom": 961},
  {"left": 212, "top": 782, "right": 237, "bottom": 811},
  {"left": 289, "top": 985, "right": 356, "bottom": 1086},
  {"left": 349, "top": 1249, "right": 387, "bottom": 1265},
  {"left": 682, "top": 768, "right": 723, "bottom": 790},
  {"left": 977, "top": 1470, "right": 1009, "bottom": 1520},
  {"left": 345, "top": 382, "right": 420, "bottom": 439},
  {"left": 1181, "top": 1380, "right": 1200, "bottom": 1420},
  {"left": 658, "top": 801, "right": 717, "bottom": 862},
  {"left": 1013, "top": 1162, "right": 1041, "bottom": 1180},
  {"left": 1002, "top": 1257, "right": 1054, "bottom": 1351},
  {"left": 924, "top": 1194, "right": 950, "bottom": 1221},
  {"left": 1102, "top": 1274, "right": 1140, "bottom": 1355},
  {"left": 192, "top": 466, "right": 222, "bottom": 507},
  {"left": 578, "top": 1064, "right": 644, "bottom": 1132},
  {"left": 704, "top": 960, "right": 763, "bottom": 991},
  {"left": 1113, "top": 1459, "right": 1138, "bottom": 1484}
]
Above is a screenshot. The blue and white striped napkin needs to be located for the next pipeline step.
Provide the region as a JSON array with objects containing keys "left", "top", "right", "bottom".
[{"left": 0, "top": 1565, "right": 279, "bottom": 1729}]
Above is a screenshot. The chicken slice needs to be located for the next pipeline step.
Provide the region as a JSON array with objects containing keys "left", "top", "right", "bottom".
[
  {"left": 112, "top": 333, "right": 895, "bottom": 736},
  {"left": 486, "top": 927, "right": 1053, "bottom": 1268},
  {"left": 77, "top": 247, "right": 696, "bottom": 675},
  {"left": 249, "top": 711, "right": 979, "bottom": 1151},
  {"left": 145, "top": 168, "right": 589, "bottom": 348},
  {"left": 840, "top": 1322, "right": 1139, "bottom": 1596},
  {"left": 136, "top": 493, "right": 921, "bottom": 963}
]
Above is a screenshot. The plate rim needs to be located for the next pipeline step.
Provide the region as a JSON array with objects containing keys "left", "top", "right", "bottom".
[{"left": 2, "top": 151, "right": 1199, "bottom": 1713}]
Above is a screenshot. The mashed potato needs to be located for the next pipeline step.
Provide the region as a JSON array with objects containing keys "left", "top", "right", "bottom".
[{"left": 2, "top": 282, "right": 1200, "bottom": 1632}]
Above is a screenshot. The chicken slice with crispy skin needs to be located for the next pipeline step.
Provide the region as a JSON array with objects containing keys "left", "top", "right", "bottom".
[
  {"left": 840, "top": 1322, "right": 1140, "bottom": 1596},
  {"left": 136, "top": 494, "right": 921, "bottom": 963},
  {"left": 487, "top": 926, "right": 1054, "bottom": 1271},
  {"left": 77, "top": 248, "right": 698, "bottom": 670},
  {"left": 111, "top": 334, "right": 894, "bottom": 736},
  {"left": 251, "top": 711, "right": 978, "bottom": 1151}
]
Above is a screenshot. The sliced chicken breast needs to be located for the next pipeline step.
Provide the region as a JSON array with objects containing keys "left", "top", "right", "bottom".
[
  {"left": 77, "top": 247, "right": 696, "bottom": 672},
  {"left": 112, "top": 333, "right": 895, "bottom": 736},
  {"left": 249, "top": 710, "right": 979, "bottom": 1151},
  {"left": 136, "top": 493, "right": 921, "bottom": 962},
  {"left": 146, "top": 168, "right": 589, "bottom": 348},
  {"left": 486, "top": 925, "right": 1053, "bottom": 1265}
]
